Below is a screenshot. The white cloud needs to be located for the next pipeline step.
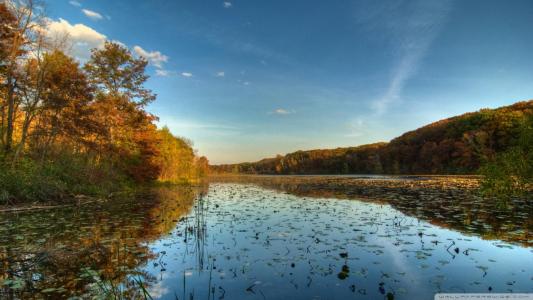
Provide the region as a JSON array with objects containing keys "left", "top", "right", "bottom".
[
  {"left": 272, "top": 108, "right": 291, "bottom": 115},
  {"left": 155, "top": 70, "right": 170, "bottom": 77},
  {"left": 110, "top": 40, "right": 126, "bottom": 48},
  {"left": 181, "top": 72, "right": 193, "bottom": 77},
  {"left": 133, "top": 45, "right": 169, "bottom": 68},
  {"left": 69, "top": 1, "right": 81, "bottom": 7},
  {"left": 223, "top": 2, "right": 232, "bottom": 8},
  {"left": 82, "top": 9, "right": 103, "bottom": 21},
  {"left": 45, "top": 18, "right": 107, "bottom": 60},
  {"left": 147, "top": 282, "right": 170, "bottom": 299},
  {"left": 216, "top": 71, "right": 225, "bottom": 77}
]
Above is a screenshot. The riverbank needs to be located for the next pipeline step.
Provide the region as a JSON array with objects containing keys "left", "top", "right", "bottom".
[{"left": 0, "top": 176, "right": 206, "bottom": 213}]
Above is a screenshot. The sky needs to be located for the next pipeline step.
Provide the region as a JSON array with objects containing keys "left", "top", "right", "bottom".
[{"left": 45, "top": 0, "right": 533, "bottom": 164}]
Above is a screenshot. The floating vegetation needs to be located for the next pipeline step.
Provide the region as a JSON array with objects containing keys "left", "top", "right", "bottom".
[
  {"left": 337, "top": 265, "right": 350, "bottom": 280},
  {"left": 0, "top": 185, "right": 204, "bottom": 299},
  {"left": 212, "top": 175, "right": 532, "bottom": 247},
  {"left": 1, "top": 179, "right": 532, "bottom": 299}
]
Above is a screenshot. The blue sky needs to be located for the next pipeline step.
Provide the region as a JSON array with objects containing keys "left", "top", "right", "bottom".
[{"left": 45, "top": 0, "right": 533, "bottom": 164}]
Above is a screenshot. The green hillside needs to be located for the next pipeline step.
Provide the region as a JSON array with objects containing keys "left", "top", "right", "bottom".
[{"left": 212, "top": 100, "right": 533, "bottom": 175}]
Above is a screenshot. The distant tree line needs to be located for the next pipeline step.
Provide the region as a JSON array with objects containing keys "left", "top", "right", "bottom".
[
  {"left": 212, "top": 100, "right": 532, "bottom": 176},
  {"left": 0, "top": 1, "right": 208, "bottom": 203}
]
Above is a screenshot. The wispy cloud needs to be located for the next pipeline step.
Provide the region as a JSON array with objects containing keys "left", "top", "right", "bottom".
[
  {"left": 358, "top": 0, "right": 453, "bottom": 115},
  {"left": 223, "top": 2, "right": 232, "bottom": 8},
  {"left": 344, "top": 118, "right": 365, "bottom": 137},
  {"left": 216, "top": 71, "right": 225, "bottom": 77},
  {"left": 157, "top": 118, "right": 240, "bottom": 138},
  {"left": 156, "top": 69, "right": 176, "bottom": 77},
  {"left": 133, "top": 45, "right": 168, "bottom": 68},
  {"left": 372, "top": 51, "right": 420, "bottom": 115},
  {"left": 82, "top": 9, "right": 103, "bottom": 21},
  {"left": 161, "top": 120, "right": 237, "bottom": 130},
  {"left": 155, "top": 70, "right": 168, "bottom": 77},
  {"left": 271, "top": 108, "right": 292, "bottom": 115},
  {"left": 181, "top": 72, "right": 193, "bottom": 77},
  {"left": 172, "top": 13, "right": 290, "bottom": 64},
  {"left": 69, "top": 1, "right": 81, "bottom": 7}
]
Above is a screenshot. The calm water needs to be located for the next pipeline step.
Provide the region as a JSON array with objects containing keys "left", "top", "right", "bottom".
[{"left": 1, "top": 181, "right": 532, "bottom": 299}]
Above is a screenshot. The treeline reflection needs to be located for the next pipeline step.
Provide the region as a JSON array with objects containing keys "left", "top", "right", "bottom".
[
  {"left": 211, "top": 176, "right": 531, "bottom": 247},
  {"left": 0, "top": 185, "right": 208, "bottom": 299}
]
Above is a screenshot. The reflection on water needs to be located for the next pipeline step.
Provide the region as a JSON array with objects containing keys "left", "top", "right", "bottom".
[
  {"left": 1, "top": 180, "right": 532, "bottom": 299},
  {"left": 214, "top": 175, "right": 532, "bottom": 247},
  {"left": 0, "top": 185, "right": 206, "bottom": 299}
]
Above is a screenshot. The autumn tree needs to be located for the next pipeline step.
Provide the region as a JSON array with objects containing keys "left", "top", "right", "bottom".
[
  {"left": 196, "top": 156, "right": 209, "bottom": 178},
  {"left": 0, "top": 1, "right": 22, "bottom": 153},
  {"left": 156, "top": 127, "right": 196, "bottom": 183},
  {"left": 27, "top": 50, "right": 96, "bottom": 159},
  {"left": 1, "top": 5, "right": 208, "bottom": 203},
  {"left": 84, "top": 42, "right": 155, "bottom": 106},
  {"left": 0, "top": 0, "right": 43, "bottom": 154},
  {"left": 84, "top": 42, "right": 160, "bottom": 182}
]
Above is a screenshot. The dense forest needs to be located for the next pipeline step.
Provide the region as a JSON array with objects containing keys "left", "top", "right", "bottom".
[
  {"left": 0, "top": 1, "right": 208, "bottom": 204},
  {"left": 212, "top": 100, "right": 533, "bottom": 176}
]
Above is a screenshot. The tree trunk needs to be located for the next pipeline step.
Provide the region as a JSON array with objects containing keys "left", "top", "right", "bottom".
[
  {"left": 5, "top": 76, "right": 15, "bottom": 153},
  {"left": 0, "top": 102, "right": 5, "bottom": 147},
  {"left": 13, "top": 112, "right": 34, "bottom": 163}
]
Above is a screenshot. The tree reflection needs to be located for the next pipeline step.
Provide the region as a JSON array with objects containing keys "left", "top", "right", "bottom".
[
  {"left": 211, "top": 176, "right": 531, "bottom": 247},
  {"left": 0, "top": 184, "right": 208, "bottom": 299}
]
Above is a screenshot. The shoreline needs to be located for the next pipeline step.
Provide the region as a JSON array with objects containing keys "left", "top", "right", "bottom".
[{"left": 0, "top": 181, "right": 207, "bottom": 213}]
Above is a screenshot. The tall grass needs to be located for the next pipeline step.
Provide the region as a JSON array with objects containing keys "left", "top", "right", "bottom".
[{"left": 0, "top": 154, "right": 134, "bottom": 205}]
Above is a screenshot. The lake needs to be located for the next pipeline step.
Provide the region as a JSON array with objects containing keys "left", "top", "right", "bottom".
[{"left": 1, "top": 177, "right": 532, "bottom": 299}]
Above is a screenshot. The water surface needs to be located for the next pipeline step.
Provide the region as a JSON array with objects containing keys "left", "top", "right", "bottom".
[{"left": 1, "top": 181, "right": 532, "bottom": 299}]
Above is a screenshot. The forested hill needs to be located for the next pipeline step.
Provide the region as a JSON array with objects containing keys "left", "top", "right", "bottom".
[{"left": 212, "top": 100, "right": 533, "bottom": 175}]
